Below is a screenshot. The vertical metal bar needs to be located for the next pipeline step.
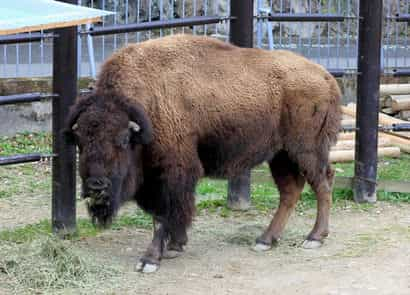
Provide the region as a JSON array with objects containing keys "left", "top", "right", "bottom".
[
  {"left": 395, "top": 0, "right": 400, "bottom": 70},
  {"left": 327, "top": 0, "right": 331, "bottom": 68},
  {"left": 137, "top": 0, "right": 141, "bottom": 42},
  {"left": 125, "top": 0, "right": 129, "bottom": 45},
  {"left": 148, "top": 0, "right": 152, "bottom": 39},
  {"left": 256, "top": 0, "right": 263, "bottom": 48},
  {"left": 229, "top": 0, "right": 253, "bottom": 47},
  {"left": 204, "top": 0, "right": 208, "bottom": 35},
  {"left": 289, "top": 0, "right": 292, "bottom": 50},
  {"left": 346, "top": 0, "right": 352, "bottom": 69},
  {"left": 40, "top": 29, "right": 44, "bottom": 75},
  {"left": 318, "top": 0, "right": 321, "bottom": 65},
  {"left": 279, "top": 0, "right": 283, "bottom": 47},
  {"left": 125, "top": 0, "right": 129, "bottom": 44},
  {"left": 114, "top": 0, "right": 118, "bottom": 49},
  {"left": 336, "top": 0, "right": 341, "bottom": 69},
  {"left": 28, "top": 32, "right": 32, "bottom": 76},
  {"left": 170, "top": 0, "right": 174, "bottom": 35},
  {"left": 2, "top": 45, "right": 6, "bottom": 77},
  {"left": 16, "top": 44, "right": 19, "bottom": 77},
  {"left": 182, "top": 0, "right": 186, "bottom": 34},
  {"left": 102, "top": 0, "right": 106, "bottom": 59},
  {"left": 308, "top": 0, "right": 312, "bottom": 58},
  {"left": 354, "top": 0, "right": 383, "bottom": 203},
  {"left": 226, "top": 0, "right": 230, "bottom": 42},
  {"left": 77, "top": 0, "right": 82, "bottom": 78},
  {"left": 193, "top": 0, "right": 197, "bottom": 34},
  {"left": 160, "top": 0, "right": 164, "bottom": 37},
  {"left": 52, "top": 0, "right": 78, "bottom": 235},
  {"left": 386, "top": 1, "right": 391, "bottom": 69},
  {"left": 228, "top": 0, "right": 253, "bottom": 210},
  {"left": 214, "top": 0, "right": 218, "bottom": 36},
  {"left": 86, "top": 23, "right": 96, "bottom": 78},
  {"left": 406, "top": 0, "right": 409, "bottom": 68}
]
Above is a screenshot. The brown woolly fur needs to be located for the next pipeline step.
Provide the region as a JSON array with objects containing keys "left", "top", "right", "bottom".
[{"left": 66, "top": 34, "right": 341, "bottom": 268}]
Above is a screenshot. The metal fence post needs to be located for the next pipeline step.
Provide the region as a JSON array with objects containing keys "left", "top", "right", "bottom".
[
  {"left": 52, "top": 0, "right": 78, "bottom": 235},
  {"left": 354, "top": 0, "right": 383, "bottom": 203},
  {"left": 227, "top": 0, "right": 254, "bottom": 210}
]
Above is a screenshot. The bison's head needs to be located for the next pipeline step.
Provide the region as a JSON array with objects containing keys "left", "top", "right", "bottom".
[{"left": 65, "top": 93, "right": 153, "bottom": 227}]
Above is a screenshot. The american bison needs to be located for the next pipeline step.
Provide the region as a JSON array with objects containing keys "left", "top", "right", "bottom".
[{"left": 65, "top": 34, "right": 341, "bottom": 273}]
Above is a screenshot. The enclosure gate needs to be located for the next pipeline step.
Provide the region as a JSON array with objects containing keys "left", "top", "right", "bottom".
[{"left": 0, "top": 0, "right": 398, "bottom": 233}]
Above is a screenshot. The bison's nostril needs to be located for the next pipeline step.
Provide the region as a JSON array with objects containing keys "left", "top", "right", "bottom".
[{"left": 86, "top": 177, "right": 111, "bottom": 191}]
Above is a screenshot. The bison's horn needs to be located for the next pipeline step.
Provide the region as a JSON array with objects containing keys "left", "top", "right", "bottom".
[
  {"left": 72, "top": 123, "right": 78, "bottom": 131},
  {"left": 129, "top": 121, "right": 141, "bottom": 132}
]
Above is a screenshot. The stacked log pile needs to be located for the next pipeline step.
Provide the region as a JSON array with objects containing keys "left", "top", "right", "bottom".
[
  {"left": 330, "top": 102, "right": 410, "bottom": 163},
  {"left": 380, "top": 84, "right": 410, "bottom": 120}
]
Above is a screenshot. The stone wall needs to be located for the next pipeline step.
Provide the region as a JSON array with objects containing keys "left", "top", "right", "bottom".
[{"left": 0, "top": 78, "right": 93, "bottom": 136}]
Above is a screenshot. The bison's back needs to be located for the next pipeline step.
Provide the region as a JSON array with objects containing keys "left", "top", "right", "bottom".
[{"left": 96, "top": 35, "right": 341, "bottom": 177}]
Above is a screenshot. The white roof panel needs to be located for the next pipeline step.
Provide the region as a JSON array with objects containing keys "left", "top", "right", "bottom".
[{"left": 0, "top": 0, "right": 114, "bottom": 35}]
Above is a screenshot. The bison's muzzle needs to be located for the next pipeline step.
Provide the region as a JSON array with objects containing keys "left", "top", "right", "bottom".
[{"left": 83, "top": 176, "right": 121, "bottom": 227}]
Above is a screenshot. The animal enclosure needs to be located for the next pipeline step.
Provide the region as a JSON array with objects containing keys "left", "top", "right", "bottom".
[{"left": 0, "top": 0, "right": 409, "bottom": 246}]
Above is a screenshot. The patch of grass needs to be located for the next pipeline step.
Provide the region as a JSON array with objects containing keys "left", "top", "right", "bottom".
[
  {"left": 0, "top": 132, "right": 51, "bottom": 156},
  {"left": 0, "top": 237, "right": 119, "bottom": 293},
  {"left": 111, "top": 210, "right": 152, "bottom": 230},
  {"left": 0, "top": 210, "right": 152, "bottom": 244}
]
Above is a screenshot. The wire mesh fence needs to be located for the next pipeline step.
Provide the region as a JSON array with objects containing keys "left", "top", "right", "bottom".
[{"left": 1, "top": 0, "right": 410, "bottom": 78}]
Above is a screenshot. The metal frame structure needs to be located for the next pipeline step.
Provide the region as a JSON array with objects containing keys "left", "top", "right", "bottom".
[{"left": 1, "top": 0, "right": 408, "bottom": 233}]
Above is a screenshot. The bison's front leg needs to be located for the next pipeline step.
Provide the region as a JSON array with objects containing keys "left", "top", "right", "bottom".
[
  {"left": 163, "top": 225, "right": 188, "bottom": 259},
  {"left": 136, "top": 218, "right": 167, "bottom": 273}
]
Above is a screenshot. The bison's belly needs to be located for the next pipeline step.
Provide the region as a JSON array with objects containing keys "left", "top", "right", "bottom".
[{"left": 197, "top": 133, "right": 275, "bottom": 178}]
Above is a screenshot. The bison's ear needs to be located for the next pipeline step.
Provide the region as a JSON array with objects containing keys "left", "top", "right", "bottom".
[
  {"left": 63, "top": 93, "right": 93, "bottom": 145},
  {"left": 125, "top": 103, "right": 153, "bottom": 145}
]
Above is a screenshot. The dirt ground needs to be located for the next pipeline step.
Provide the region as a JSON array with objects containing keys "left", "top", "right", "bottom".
[{"left": 1, "top": 195, "right": 410, "bottom": 295}]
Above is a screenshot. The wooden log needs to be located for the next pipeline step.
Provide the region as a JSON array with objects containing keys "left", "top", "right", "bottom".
[
  {"left": 338, "top": 132, "right": 356, "bottom": 140},
  {"left": 341, "top": 103, "right": 410, "bottom": 138},
  {"left": 381, "top": 107, "right": 396, "bottom": 115},
  {"left": 332, "top": 137, "right": 391, "bottom": 151},
  {"left": 380, "top": 84, "right": 410, "bottom": 96},
  {"left": 390, "top": 95, "right": 410, "bottom": 112},
  {"left": 399, "top": 110, "right": 410, "bottom": 120},
  {"left": 330, "top": 147, "right": 400, "bottom": 163},
  {"left": 380, "top": 133, "right": 410, "bottom": 153},
  {"left": 380, "top": 95, "right": 392, "bottom": 109},
  {"left": 341, "top": 118, "right": 356, "bottom": 127}
]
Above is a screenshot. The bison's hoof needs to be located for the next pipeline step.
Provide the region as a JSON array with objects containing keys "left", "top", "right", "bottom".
[
  {"left": 163, "top": 249, "right": 183, "bottom": 259},
  {"left": 252, "top": 243, "right": 272, "bottom": 252},
  {"left": 302, "top": 239, "right": 323, "bottom": 249},
  {"left": 136, "top": 261, "right": 159, "bottom": 273}
]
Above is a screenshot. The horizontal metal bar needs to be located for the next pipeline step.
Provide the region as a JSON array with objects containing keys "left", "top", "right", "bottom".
[
  {"left": 0, "top": 153, "right": 54, "bottom": 166},
  {"left": 0, "top": 93, "right": 57, "bottom": 106},
  {"left": 329, "top": 70, "right": 347, "bottom": 77},
  {"left": 391, "top": 123, "right": 410, "bottom": 132},
  {"left": 82, "top": 16, "right": 233, "bottom": 36},
  {"left": 341, "top": 123, "right": 410, "bottom": 133},
  {"left": 257, "top": 14, "right": 350, "bottom": 22},
  {"left": 387, "top": 14, "right": 410, "bottom": 22},
  {"left": 392, "top": 69, "right": 410, "bottom": 77},
  {"left": 0, "top": 33, "right": 56, "bottom": 45}
]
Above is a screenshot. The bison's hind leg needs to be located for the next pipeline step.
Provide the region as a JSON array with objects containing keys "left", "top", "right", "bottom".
[
  {"left": 254, "top": 151, "right": 305, "bottom": 252},
  {"left": 302, "top": 163, "right": 335, "bottom": 249}
]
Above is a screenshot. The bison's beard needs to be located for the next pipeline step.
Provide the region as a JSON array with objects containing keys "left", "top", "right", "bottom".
[{"left": 84, "top": 180, "right": 122, "bottom": 228}]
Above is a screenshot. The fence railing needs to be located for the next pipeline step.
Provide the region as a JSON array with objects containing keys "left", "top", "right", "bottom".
[
  {"left": 0, "top": 0, "right": 406, "bottom": 231},
  {"left": 2, "top": 1, "right": 410, "bottom": 78}
]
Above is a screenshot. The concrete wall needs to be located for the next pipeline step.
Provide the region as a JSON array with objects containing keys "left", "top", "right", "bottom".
[{"left": 0, "top": 78, "right": 92, "bottom": 136}]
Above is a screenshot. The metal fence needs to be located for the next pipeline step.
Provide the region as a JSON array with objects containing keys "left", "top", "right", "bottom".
[{"left": 1, "top": 0, "right": 410, "bottom": 78}]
